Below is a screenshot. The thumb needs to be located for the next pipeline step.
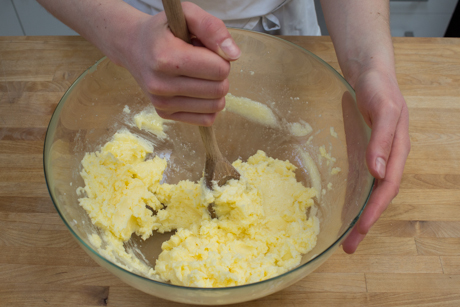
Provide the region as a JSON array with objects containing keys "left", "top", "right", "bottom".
[
  {"left": 182, "top": 2, "right": 241, "bottom": 61},
  {"left": 366, "top": 105, "right": 400, "bottom": 179}
]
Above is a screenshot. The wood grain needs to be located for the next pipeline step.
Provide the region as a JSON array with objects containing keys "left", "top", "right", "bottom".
[
  {"left": 1, "top": 284, "right": 109, "bottom": 307},
  {"left": 0, "top": 169, "right": 45, "bottom": 182},
  {"left": 381, "top": 204, "right": 460, "bottom": 221},
  {"left": 0, "top": 246, "right": 99, "bottom": 267},
  {"left": 0, "top": 128, "right": 48, "bottom": 141},
  {"left": 366, "top": 273, "right": 460, "bottom": 293},
  {"left": 404, "top": 159, "right": 460, "bottom": 175},
  {"left": 347, "top": 237, "right": 418, "bottom": 256},
  {"left": 441, "top": 257, "right": 460, "bottom": 274},
  {"left": 416, "top": 238, "right": 460, "bottom": 256},
  {"left": 0, "top": 264, "right": 124, "bottom": 286},
  {"left": 315, "top": 255, "right": 442, "bottom": 274},
  {"left": 368, "top": 220, "right": 460, "bottom": 238},
  {"left": 1, "top": 35, "right": 459, "bottom": 306},
  {"left": 400, "top": 174, "right": 460, "bottom": 190},
  {"left": 392, "top": 189, "right": 460, "bottom": 205},
  {"left": 106, "top": 288, "right": 460, "bottom": 307},
  {"left": 0, "top": 197, "right": 56, "bottom": 213}
]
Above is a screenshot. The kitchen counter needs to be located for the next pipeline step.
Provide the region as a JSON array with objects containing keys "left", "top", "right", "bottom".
[{"left": 1, "top": 35, "right": 460, "bottom": 306}]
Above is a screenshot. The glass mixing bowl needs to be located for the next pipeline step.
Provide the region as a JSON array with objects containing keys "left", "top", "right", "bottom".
[{"left": 44, "top": 29, "right": 373, "bottom": 305}]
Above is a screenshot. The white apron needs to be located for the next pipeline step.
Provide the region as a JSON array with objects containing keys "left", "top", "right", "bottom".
[{"left": 123, "top": 0, "right": 321, "bottom": 36}]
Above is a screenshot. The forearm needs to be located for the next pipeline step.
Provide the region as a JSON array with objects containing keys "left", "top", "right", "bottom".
[
  {"left": 320, "top": 0, "right": 394, "bottom": 87},
  {"left": 37, "top": 0, "right": 148, "bottom": 65},
  {"left": 321, "top": 1, "right": 410, "bottom": 254}
]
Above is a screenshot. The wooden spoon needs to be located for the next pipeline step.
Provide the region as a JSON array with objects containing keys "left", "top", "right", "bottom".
[{"left": 161, "top": 0, "right": 240, "bottom": 193}]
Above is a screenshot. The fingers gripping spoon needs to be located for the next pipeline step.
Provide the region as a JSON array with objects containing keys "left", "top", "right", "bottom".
[{"left": 161, "top": 0, "right": 241, "bottom": 217}]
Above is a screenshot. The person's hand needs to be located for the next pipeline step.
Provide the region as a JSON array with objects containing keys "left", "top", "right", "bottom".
[
  {"left": 115, "top": 2, "right": 240, "bottom": 126},
  {"left": 342, "top": 69, "right": 411, "bottom": 253}
]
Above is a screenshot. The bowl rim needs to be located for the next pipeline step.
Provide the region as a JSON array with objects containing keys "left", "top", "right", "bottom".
[{"left": 43, "top": 28, "right": 374, "bottom": 291}]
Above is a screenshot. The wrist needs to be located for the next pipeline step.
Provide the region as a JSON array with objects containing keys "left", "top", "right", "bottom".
[
  {"left": 109, "top": 13, "right": 149, "bottom": 67},
  {"left": 343, "top": 54, "right": 396, "bottom": 89},
  {"left": 89, "top": 3, "right": 149, "bottom": 68}
]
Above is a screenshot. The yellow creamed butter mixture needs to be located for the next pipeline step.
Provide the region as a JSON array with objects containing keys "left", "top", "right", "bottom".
[{"left": 78, "top": 105, "right": 319, "bottom": 288}]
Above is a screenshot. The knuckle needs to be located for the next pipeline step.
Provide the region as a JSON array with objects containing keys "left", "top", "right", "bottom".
[
  {"left": 380, "top": 137, "right": 393, "bottom": 153},
  {"left": 181, "top": 1, "right": 196, "bottom": 11},
  {"left": 146, "top": 79, "right": 169, "bottom": 96},
  {"left": 213, "top": 98, "right": 226, "bottom": 112},
  {"left": 200, "top": 114, "right": 216, "bottom": 126},
  {"left": 387, "top": 181, "right": 400, "bottom": 199},
  {"left": 153, "top": 51, "right": 174, "bottom": 72},
  {"left": 216, "top": 62, "right": 231, "bottom": 80},
  {"left": 154, "top": 109, "right": 172, "bottom": 120},
  {"left": 385, "top": 100, "right": 401, "bottom": 117},
  {"left": 406, "top": 138, "right": 412, "bottom": 154},
  {"left": 213, "top": 79, "right": 229, "bottom": 98},
  {"left": 201, "top": 15, "right": 226, "bottom": 38},
  {"left": 151, "top": 96, "right": 170, "bottom": 110}
]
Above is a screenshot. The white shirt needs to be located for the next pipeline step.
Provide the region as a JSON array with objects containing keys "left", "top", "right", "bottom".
[{"left": 124, "top": 0, "right": 321, "bottom": 36}]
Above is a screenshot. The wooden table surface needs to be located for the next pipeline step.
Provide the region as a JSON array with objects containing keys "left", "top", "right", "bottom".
[{"left": 1, "top": 35, "right": 460, "bottom": 306}]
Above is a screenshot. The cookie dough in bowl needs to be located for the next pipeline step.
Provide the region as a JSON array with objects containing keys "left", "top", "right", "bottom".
[
  {"left": 77, "top": 121, "right": 319, "bottom": 287},
  {"left": 44, "top": 28, "right": 373, "bottom": 305}
]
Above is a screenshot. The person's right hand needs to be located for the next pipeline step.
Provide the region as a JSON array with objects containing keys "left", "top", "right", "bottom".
[{"left": 115, "top": 2, "right": 241, "bottom": 126}]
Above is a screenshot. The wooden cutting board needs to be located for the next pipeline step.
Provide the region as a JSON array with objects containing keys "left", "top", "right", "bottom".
[{"left": 1, "top": 35, "right": 460, "bottom": 306}]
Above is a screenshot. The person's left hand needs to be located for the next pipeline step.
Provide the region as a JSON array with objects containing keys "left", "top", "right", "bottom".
[{"left": 342, "top": 69, "right": 411, "bottom": 253}]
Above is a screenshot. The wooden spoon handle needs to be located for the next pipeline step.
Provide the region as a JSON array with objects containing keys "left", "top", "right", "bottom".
[
  {"left": 161, "top": 0, "right": 191, "bottom": 44},
  {"left": 161, "top": 0, "right": 224, "bottom": 161},
  {"left": 198, "top": 126, "right": 224, "bottom": 161}
]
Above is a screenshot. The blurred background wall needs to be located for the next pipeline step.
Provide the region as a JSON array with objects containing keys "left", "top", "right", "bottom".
[{"left": 1, "top": 0, "right": 459, "bottom": 37}]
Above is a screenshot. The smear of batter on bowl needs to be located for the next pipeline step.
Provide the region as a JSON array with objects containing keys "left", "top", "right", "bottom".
[
  {"left": 331, "top": 167, "right": 341, "bottom": 175},
  {"left": 296, "top": 145, "right": 322, "bottom": 201},
  {"left": 134, "top": 106, "right": 170, "bottom": 139},
  {"left": 224, "top": 93, "right": 278, "bottom": 127},
  {"left": 330, "top": 127, "right": 338, "bottom": 138},
  {"left": 288, "top": 120, "right": 313, "bottom": 137},
  {"left": 224, "top": 94, "right": 316, "bottom": 140},
  {"left": 319, "top": 145, "right": 336, "bottom": 166},
  {"left": 78, "top": 130, "right": 320, "bottom": 287}
]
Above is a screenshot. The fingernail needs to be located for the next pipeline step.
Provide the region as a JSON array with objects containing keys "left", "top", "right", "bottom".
[
  {"left": 219, "top": 38, "right": 241, "bottom": 60},
  {"left": 376, "top": 157, "right": 386, "bottom": 179}
]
